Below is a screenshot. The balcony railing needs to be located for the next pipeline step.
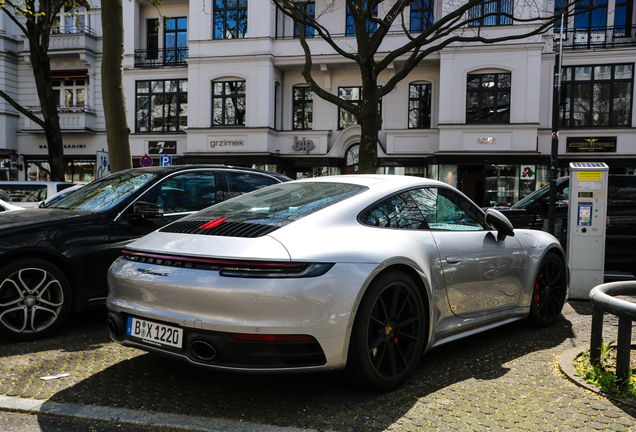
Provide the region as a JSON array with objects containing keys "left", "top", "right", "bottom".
[
  {"left": 554, "top": 25, "right": 636, "bottom": 50},
  {"left": 52, "top": 25, "right": 95, "bottom": 36},
  {"left": 23, "top": 105, "right": 96, "bottom": 132},
  {"left": 134, "top": 48, "right": 189, "bottom": 67}
]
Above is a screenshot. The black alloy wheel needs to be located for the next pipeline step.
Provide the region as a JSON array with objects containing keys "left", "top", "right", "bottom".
[
  {"left": 0, "top": 259, "right": 71, "bottom": 341},
  {"left": 345, "top": 270, "right": 426, "bottom": 391},
  {"left": 528, "top": 253, "right": 567, "bottom": 327}
]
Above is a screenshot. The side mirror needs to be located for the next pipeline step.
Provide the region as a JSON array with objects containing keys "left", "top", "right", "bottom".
[
  {"left": 132, "top": 201, "right": 164, "bottom": 219},
  {"left": 485, "top": 208, "right": 515, "bottom": 241}
]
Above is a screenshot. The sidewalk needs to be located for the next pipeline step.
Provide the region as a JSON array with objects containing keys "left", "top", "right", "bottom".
[{"left": 0, "top": 302, "right": 635, "bottom": 432}]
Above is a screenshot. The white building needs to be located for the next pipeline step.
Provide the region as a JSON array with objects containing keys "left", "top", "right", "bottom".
[{"left": 1, "top": 0, "right": 635, "bottom": 207}]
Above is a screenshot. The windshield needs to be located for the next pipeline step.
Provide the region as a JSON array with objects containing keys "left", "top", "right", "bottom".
[
  {"left": 49, "top": 172, "right": 159, "bottom": 211},
  {"left": 182, "top": 182, "right": 367, "bottom": 228},
  {"left": 511, "top": 177, "right": 568, "bottom": 209}
]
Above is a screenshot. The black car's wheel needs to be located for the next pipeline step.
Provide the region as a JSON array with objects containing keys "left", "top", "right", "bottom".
[
  {"left": 528, "top": 253, "right": 567, "bottom": 327},
  {"left": 0, "top": 259, "right": 71, "bottom": 341},
  {"left": 345, "top": 270, "right": 426, "bottom": 391}
]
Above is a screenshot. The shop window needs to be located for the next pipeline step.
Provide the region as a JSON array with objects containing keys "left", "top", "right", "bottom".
[
  {"left": 212, "top": 80, "right": 246, "bottom": 126},
  {"left": 293, "top": 86, "right": 313, "bottom": 130},
  {"left": 344, "top": 144, "right": 359, "bottom": 174},
  {"left": 165, "top": 17, "right": 188, "bottom": 64},
  {"left": 65, "top": 159, "right": 95, "bottom": 183},
  {"left": 294, "top": 2, "right": 315, "bottom": 38},
  {"left": 136, "top": 79, "right": 188, "bottom": 133},
  {"left": 559, "top": 64, "right": 632, "bottom": 128},
  {"left": 53, "top": 7, "right": 91, "bottom": 34},
  {"left": 338, "top": 86, "right": 381, "bottom": 129},
  {"left": 468, "top": 0, "right": 513, "bottom": 27},
  {"left": 214, "top": 0, "right": 248, "bottom": 40},
  {"left": 484, "top": 165, "right": 519, "bottom": 207},
  {"left": 346, "top": 1, "right": 378, "bottom": 36},
  {"left": 409, "top": 83, "right": 432, "bottom": 129},
  {"left": 466, "top": 73, "right": 510, "bottom": 124},
  {"left": 410, "top": 0, "right": 434, "bottom": 33},
  {"left": 53, "top": 79, "right": 88, "bottom": 112}
]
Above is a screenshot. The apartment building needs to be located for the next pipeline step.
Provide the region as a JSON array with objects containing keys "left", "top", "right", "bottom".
[{"left": 1, "top": 0, "right": 634, "bottom": 207}]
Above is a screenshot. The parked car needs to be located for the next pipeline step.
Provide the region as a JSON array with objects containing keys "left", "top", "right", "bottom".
[
  {"left": 39, "top": 183, "right": 86, "bottom": 208},
  {"left": 0, "top": 199, "right": 24, "bottom": 212},
  {"left": 0, "top": 181, "right": 75, "bottom": 208},
  {"left": 107, "top": 175, "right": 567, "bottom": 391},
  {"left": 0, "top": 165, "right": 290, "bottom": 341},
  {"left": 494, "top": 175, "right": 636, "bottom": 276}
]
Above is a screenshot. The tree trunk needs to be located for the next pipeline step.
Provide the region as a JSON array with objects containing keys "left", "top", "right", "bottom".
[
  {"left": 101, "top": 0, "right": 132, "bottom": 173},
  {"left": 357, "top": 76, "right": 380, "bottom": 174},
  {"left": 30, "top": 41, "right": 65, "bottom": 182}
]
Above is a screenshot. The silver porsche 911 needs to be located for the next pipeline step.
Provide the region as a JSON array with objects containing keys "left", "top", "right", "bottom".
[{"left": 106, "top": 175, "right": 568, "bottom": 391}]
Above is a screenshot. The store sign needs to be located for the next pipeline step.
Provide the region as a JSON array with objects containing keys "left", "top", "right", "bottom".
[
  {"left": 566, "top": 137, "right": 617, "bottom": 153},
  {"left": 477, "top": 137, "right": 496, "bottom": 144},
  {"left": 39, "top": 144, "right": 87, "bottom": 149},
  {"left": 292, "top": 136, "right": 315, "bottom": 154},
  {"left": 149, "top": 141, "right": 177, "bottom": 154},
  {"left": 520, "top": 165, "right": 535, "bottom": 180},
  {"left": 209, "top": 139, "right": 245, "bottom": 149}
]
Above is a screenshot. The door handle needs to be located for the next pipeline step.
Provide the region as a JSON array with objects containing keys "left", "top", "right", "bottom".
[{"left": 445, "top": 256, "right": 463, "bottom": 264}]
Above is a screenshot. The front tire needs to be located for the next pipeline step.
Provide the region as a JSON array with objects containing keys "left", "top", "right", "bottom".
[
  {"left": 0, "top": 259, "right": 71, "bottom": 341},
  {"left": 345, "top": 270, "right": 426, "bottom": 391},
  {"left": 528, "top": 253, "right": 567, "bottom": 327}
]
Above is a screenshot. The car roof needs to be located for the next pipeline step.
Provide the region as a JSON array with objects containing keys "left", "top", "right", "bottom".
[
  {"left": 0, "top": 180, "right": 74, "bottom": 185},
  {"left": 124, "top": 165, "right": 291, "bottom": 181},
  {"left": 292, "top": 174, "right": 447, "bottom": 188}
]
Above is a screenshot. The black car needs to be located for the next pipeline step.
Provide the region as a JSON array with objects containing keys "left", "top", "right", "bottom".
[
  {"left": 495, "top": 175, "right": 636, "bottom": 276},
  {"left": 0, "top": 165, "right": 290, "bottom": 341}
]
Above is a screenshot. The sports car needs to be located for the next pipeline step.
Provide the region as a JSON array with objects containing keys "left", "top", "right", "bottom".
[{"left": 106, "top": 175, "right": 568, "bottom": 390}]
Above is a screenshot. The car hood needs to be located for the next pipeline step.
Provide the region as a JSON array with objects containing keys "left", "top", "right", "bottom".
[{"left": 0, "top": 208, "right": 99, "bottom": 232}]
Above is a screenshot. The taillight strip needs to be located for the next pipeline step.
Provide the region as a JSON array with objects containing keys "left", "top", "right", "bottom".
[{"left": 122, "top": 249, "right": 300, "bottom": 268}]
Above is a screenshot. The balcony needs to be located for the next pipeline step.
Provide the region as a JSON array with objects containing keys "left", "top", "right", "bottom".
[
  {"left": 134, "top": 48, "right": 188, "bottom": 67},
  {"left": 48, "top": 26, "right": 97, "bottom": 52},
  {"left": 23, "top": 105, "right": 96, "bottom": 133},
  {"left": 555, "top": 25, "right": 636, "bottom": 50}
]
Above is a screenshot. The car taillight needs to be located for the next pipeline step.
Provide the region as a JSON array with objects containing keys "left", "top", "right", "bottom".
[{"left": 121, "top": 250, "right": 333, "bottom": 278}]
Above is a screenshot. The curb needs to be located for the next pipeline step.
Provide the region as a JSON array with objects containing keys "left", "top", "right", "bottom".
[
  {"left": 558, "top": 347, "right": 636, "bottom": 408},
  {"left": 0, "top": 396, "right": 334, "bottom": 432}
]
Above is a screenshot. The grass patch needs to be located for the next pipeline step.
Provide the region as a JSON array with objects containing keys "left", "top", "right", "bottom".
[{"left": 572, "top": 340, "right": 636, "bottom": 400}]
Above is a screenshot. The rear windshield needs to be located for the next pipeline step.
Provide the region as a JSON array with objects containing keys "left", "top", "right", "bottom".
[
  {"left": 183, "top": 182, "right": 367, "bottom": 228},
  {"left": 1, "top": 184, "right": 48, "bottom": 203}
]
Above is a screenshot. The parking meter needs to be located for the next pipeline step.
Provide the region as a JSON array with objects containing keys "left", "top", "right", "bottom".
[{"left": 567, "top": 162, "right": 608, "bottom": 299}]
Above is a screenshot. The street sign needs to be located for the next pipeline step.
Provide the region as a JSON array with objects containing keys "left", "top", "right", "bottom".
[
  {"left": 96, "top": 151, "right": 109, "bottom": 179},
  {"left": 160, "top": 155, "right": 172, "bottom": 166},
  {"left": 140, "top": 154, "right": 153, "bottom": 167}
]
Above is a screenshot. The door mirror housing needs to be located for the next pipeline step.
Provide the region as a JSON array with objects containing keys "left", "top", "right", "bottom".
[
  {"left": 485, "top": 208, "right": 515, "bottom": 241},
  {"left": 132, "top": 201, "right": 164, "bottom": 219}
]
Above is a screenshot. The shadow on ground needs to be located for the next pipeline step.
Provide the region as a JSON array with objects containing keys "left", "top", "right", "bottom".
[{"left": 45, "top": 315, "right": 576, "bottom": 432}]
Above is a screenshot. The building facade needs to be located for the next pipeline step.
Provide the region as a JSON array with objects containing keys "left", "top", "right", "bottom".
[{"left": 1, "top": 0, "right": 635, "bottom": 207}]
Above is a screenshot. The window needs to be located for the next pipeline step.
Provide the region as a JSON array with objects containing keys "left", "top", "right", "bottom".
[
  {"left": 136, "top": 80, "right": 188, "bottom": 133},
  {"left": 409, "top": 83, "right": 431, "bottom": 129},
  {"left": 346, "top": 1, "right": 378, "bottom": 36},
  {"left": 559, "top": 64, "right": 632, "bottom": 128},
  {"left": 294, "top": 2, "right": 315, "bottom": 38},
  {"left": 574, "top": 0, "right": 607, "bottom": 30},
  {"left": 338, "top": 86, "right": 381, "bottom": 129},
  {"left": 466, "top": 73, "right": 511, "bottom": 123},
  {"left": 614, "top": 0, "right": 632, "bottom": 36},
  {"left": 53, "top": 79, "right": 87, "bottom": 111},
  {"left": 359, "top": 192, "right": 426, "bottom": 229},
  {"left": 214, "top": 0, "right": 248, "bottom": 39},
  {"left": 141, "top": 172, "right": 218, "bottom": 214},
  {"left": 553, "top": 0, "right": 567, "bottom": 32},
  {"left": 53, "top": 7, "right": 91, "bottom": 34},
  {"left": 293, "top": 87, "right": 313, "bottom": 130},
  {"left": 468, "top": 0, "right": 513, "bottom": 27},
  {"left": 411, "top": 0, "right": 434, "bottom": 33},
  {"left": 165, "top": 17, "right": 188, "bottom": 64},
  {"left": 225, "top": 172, "right": 280, "bottom": 199},
  {"left": 212, "top": 81, "right": 246, "bottom": 126},
  {"left": 147, "top": 19, "right": 159, "bottom": 60},
  {"left": 410, "top": 188, "right": 485, "bottom": 231}
]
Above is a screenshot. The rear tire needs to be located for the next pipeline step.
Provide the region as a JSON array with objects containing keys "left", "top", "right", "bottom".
[
  {"left": 0, "top": 259, "right": 71, "bottom": 341},
  {"left": 344, "top": 270, "right": 426, "bottom": 391},
  {"left": 528, "top": 253, "right": 567, "bottom": 327}
]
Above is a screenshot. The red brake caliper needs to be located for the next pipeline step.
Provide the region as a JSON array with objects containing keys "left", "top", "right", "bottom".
[{"left": 534, "top": 282, "right": 540, "bottom": 305}]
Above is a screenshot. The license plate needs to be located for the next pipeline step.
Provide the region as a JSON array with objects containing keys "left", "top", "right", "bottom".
[{"left": 127, "top": 317, "right": 183, "bottom": 348}]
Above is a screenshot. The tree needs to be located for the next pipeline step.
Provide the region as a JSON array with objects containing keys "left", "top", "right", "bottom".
[
  {"left": 273, "top": 0, "right": 578, "bottom": 174},
  {"left": 101, "top": 0, "right": 132, "bottom": 173},
  {"left": 0, "top": 0, "right": 90, "bottom": 181}
]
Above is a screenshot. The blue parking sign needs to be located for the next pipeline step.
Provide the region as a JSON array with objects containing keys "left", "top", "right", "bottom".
[{"left": 160, "top": 155, "right": 172, "bottom": 166}]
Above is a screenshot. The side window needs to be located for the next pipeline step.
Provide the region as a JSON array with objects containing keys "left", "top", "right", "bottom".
[
  {"left": 358, "top": 192, "right": 426, "bottom": 229},
  {"left": 410, "top": 188, "right": 484, "bottom": 231},
  {"left": 225, "top": 172, "right": 279, "bottom": 198},
  {"left": 141, "top": 172, "right": 218, "bottom": 214}
]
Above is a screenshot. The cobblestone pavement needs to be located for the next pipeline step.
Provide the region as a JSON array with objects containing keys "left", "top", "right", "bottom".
[{"left": 0, "top": 302, "right": 634, "bottom": 432}]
